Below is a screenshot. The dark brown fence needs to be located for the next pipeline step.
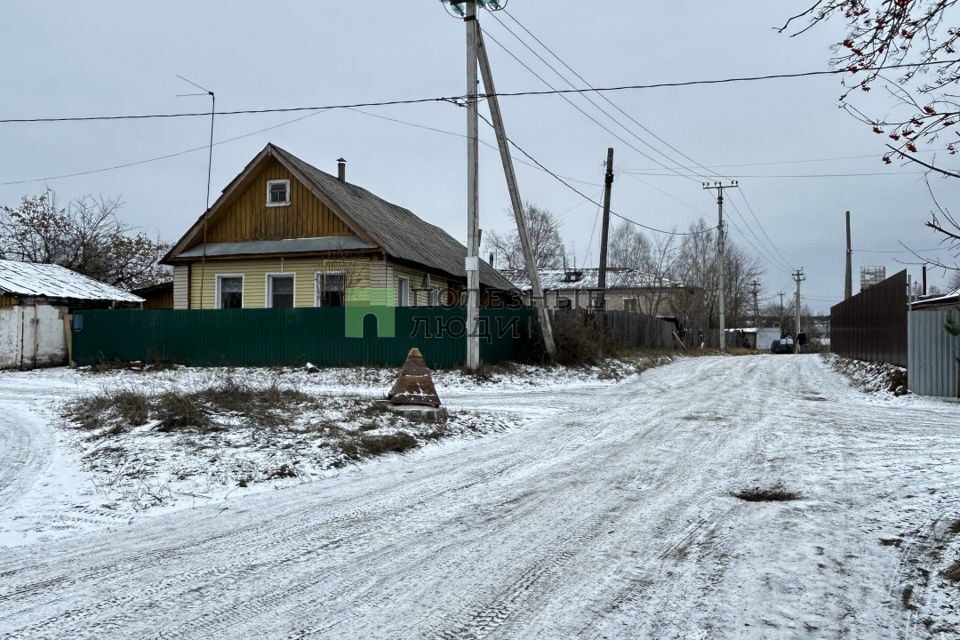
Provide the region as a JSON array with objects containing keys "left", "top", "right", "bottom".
[
  {"left": 551, "top": 309, "right": 677, "bottom": 351},
  {"left": 830, "top": 269, "right": 907, "bottom": 366}
]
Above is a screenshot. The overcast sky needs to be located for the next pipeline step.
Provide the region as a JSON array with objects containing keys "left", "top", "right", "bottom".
[{"left": 3, "top": 1, "right": 959, "bottom": 312}]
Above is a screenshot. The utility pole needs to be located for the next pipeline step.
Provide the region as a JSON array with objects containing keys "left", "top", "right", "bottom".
[
  {"left": 844, "top": 210, "right": 853, "bottom": 300},
  {"left": 777, "top": 291, "right": 785, "bottom": 331},
  {"left": 792, "top": 268, "right": 805, "bottom": 354},
  {"left": 703, "top": 181, "right": 738, "bottom": 353},
  {"left": 464, "top": 0, "right": 481, "bottom": 371},
  {"left": 476, "top": 28, "right": 556, "bottom": 359},
  {"left": 597, "top": 148, "right": 615, "bottom": 309},
  {"left": 750, "top": 280, "right": 760, "bottom": 329}
]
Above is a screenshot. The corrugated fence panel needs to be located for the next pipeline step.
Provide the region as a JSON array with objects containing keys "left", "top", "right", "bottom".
[
  {"left": 830, "top": 270, "right": 908, "bottom": 366},
  {"left": 71, "top": 307, "right": 536, "bottom": 369},
  {"left": 908, "top": 306, "right": 960, "bottom": 398}
]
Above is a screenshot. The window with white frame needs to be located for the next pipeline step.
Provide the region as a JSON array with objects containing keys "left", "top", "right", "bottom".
[
  {"left": 217, "top": 275, "right": 243, "bottom": 309},
  {"left": 267, "top": 274, "right": 295, "bottom": 308},
  {"left": 266, "top": 179, "right": 290, "bottom": 206},
  {"left": 397, "top": 276, "right": 410, "bottom": 307},
  {"left": 316, "top": 272, "right": 346, "bottom": 307}
]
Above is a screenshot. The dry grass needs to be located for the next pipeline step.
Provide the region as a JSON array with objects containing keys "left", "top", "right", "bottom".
[
  {"left": 338, "top": 432, "right": 419, "bottom": 460},
  {"left": 943, "top": 560, "right": 960, "bottom": 582},
  {"left": 732, "top": 485, "right": 803, "bottom": 502},
  {"left": 65, "top": 377, "right": 317, "bottom": 436}
]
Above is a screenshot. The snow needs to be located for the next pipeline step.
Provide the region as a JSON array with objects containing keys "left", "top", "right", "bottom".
[
  {"left": 1, "top": 355, "right": 959, "bottom": 638},
  {"left": 0, "top": 259, "right": 143, "bottom": 302}
]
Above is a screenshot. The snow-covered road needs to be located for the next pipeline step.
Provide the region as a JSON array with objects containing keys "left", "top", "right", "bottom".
[{"left": 1, "top": 355, "right": 959, "bottom": 639}]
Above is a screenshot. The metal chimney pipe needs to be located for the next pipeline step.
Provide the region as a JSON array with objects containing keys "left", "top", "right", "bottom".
[{"left": 337, "top": 157, "right": 346, "bottom": 182}]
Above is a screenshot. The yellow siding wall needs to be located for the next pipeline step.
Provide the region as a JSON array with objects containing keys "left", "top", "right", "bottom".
[
  {"left": 192, "top": 158, "right": 353, "bottom": 248},
  {"left": 0, "top": 293, "right": 18, "bottom": 308},
  {"left": 187, "top": 257, "right": 451, "bottom": 309},
  {"left": 189, "top": 257, "right": 372, "bottom": 309},
  {"left": 388, "top": 261, "right": 449, "bottom": 307}
]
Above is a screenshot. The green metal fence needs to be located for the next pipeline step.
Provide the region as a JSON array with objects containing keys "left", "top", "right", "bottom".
[{"left": 71, "top": 307, "right": 537, "bottom": 369}]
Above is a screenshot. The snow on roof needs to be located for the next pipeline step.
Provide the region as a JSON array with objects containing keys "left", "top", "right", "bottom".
[
  {"left": 912, "top": 286, "right": 960, "bottom": 309},
  {"left": 498, "top": 267, "right": 683, "bottom": 291},
  {"left": 0, "top": 260, "right": 143, "bottom": 303}
]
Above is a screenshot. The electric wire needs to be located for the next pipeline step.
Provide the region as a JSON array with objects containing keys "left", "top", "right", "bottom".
[
  {"left": 485, "top": 14, "right": 712, "bottom": 182},
  {"left": 479, "top": 28, "right": 702, "bottom": 183},
  {"left": 735, "top": 190, "right": 796, "bottom": 272},
  {"left": 3, "top": 59, "right": 955, "bottom": 124},
  {"left": 0, "top": 109, "right": 331, "bottom": 187},
  {"left": 489, "top": 10, "right": 797, "bottom": 279},
  {"left": 477, "top": 113, "right": 713, "bottom": 236},
  {"left": 497, "top": 9, "right": 724, "bottom": 181}
]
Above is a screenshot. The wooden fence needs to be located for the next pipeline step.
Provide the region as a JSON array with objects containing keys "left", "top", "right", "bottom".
[{"left": 551, "top": 309, "right": 677, "bottom": 351}]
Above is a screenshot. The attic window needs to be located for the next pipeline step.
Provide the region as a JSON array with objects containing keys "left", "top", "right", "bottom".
[{"left": 266, "top": 179, "right": 290, "bottom": 207}]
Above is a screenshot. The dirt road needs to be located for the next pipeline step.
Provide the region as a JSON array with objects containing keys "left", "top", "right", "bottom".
[{"left": 1, "top": 356, "right": 958, "bottom": 639}]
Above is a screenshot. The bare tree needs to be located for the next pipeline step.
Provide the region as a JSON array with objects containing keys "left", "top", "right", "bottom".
[
  {"left": 609, "top": 220, "right": 652, "bottom": 271},
  {"left": 780, "top": 1, "right": 960, "bottom": 161},
  {"left": 949, "top": 269, "right": 960, "bottom": 291},
  {"left": 608, "top": 220, "right": 680, "bottom": 316},
  {"left": 670, "top": 219, "right": 764, "bottom": 330},
  {"left": 0, "top": 190, "right": 169, "bottom": 290},
  {"left": 485, "top": 202, "right": 564, "bottom": 270}
]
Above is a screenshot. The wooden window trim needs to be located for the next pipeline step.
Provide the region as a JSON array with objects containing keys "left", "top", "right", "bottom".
[
  {"left": 266, "top": 179, "right": 291, "bottom": 207},
  {"left": 215, "top": 274, "right": 244, "bottom": 309},
  {"left": 265, "top": 272, "right": 296, "bottom": 308}
]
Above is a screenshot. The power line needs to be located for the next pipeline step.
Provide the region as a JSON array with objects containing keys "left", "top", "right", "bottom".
[
  {"left": 735, "top": 190, "right": 795, "bottom": 272},
  {"left": 477, "top": 113, "right": 712, "bottom": 236},
  {"left": 0, "top": 108, "right": 331, "bottom": 187},
  {"left": 620, "top": 150, "right": 940, "bottom": 172},
  {"left": 479, "top": 27, "right": 701, "bottom": 183},
  {"left": 498, "top": 9, "right": 724, "bottom": 182},
  {"left": 485, "top": 14, "right": 711, "bottom": 182},
  {"left": 489, "top": 10, "right": 796, "bottom": 278},
  {"left": 344, "top": 107, "right": 602, "bottom": 187},
  {"left": 621, "top": 170, "right": 926, "bottom": 178},
  {"left": 3, "top": 58, "right": 955, "bottom": 124},
  {"left": 0, "top": 104, "right": 603, "bottom": 189}
]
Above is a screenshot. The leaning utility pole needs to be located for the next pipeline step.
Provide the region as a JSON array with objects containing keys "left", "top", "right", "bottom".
[
  {"left": 463, "top": 0, "right": 481, "bottom": 371},
  {"left": 476, "top": 28, "right": 556, "bottom": 360},
  {"left": 597, "top": 147, "right": 614, "bottom": 309},
  {"left": 703, "top": 181, "right": 738, "bottom": 353},
  {"left": 844, "top": 210, "right": 853, "bottom": 300},
  {"left": 750, "top": 279, "right": 760, "bottom": 329},
  {"left": 792, "top": 268, "right": 805, "bottom": 354}
]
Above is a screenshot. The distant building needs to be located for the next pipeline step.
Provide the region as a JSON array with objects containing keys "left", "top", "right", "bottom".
[
  {"left": 498, "top": 267, "right": 699, "bottom": 317},
  {"left": 860, "top": 266, "right": 886, "bottom": 291}
]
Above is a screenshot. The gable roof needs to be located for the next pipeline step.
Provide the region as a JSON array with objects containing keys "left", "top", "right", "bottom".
[
  {"left": 500, "top": 267, "right": 686, "bottom": 291},
  {"left": 0, "top": 260, "right": 144, "bottom": 303},
  {"left": 166, "top": 144, "right": 513, "bottom": 290}
]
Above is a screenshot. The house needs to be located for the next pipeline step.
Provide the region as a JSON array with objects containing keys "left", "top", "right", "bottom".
[
  {"left": 499, "top": 267, "right": 698, "bottom": 317},
  {"left": 162, "top": 144, "right": 513, "bottom": 310},
  {"left": 0, "top": 260, "right": 143, "bottom": 369},
  {"left": 131, "top": 281, "right": 173, "bottom": 309}
]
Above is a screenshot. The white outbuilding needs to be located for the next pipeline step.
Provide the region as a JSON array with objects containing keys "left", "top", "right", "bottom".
[{"left": 0, "top": 260, "right": 143, "bottom": 369}]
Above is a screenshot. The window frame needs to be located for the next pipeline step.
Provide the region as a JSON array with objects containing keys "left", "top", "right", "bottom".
[
  {"left": 314, "top": 271, "right": 347, "bottom": 308},
  {"left": 215, "top": 274, "right": 244, "bottom": 309},
  {"left": 265, "top": 272, "right": 296, "bottom": 308},
  {"left": 266, "top": 179, "right": 291, "bottom": 207},
  {"left": 397, "top": 275, "right": 410, "bottom": 307}
]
